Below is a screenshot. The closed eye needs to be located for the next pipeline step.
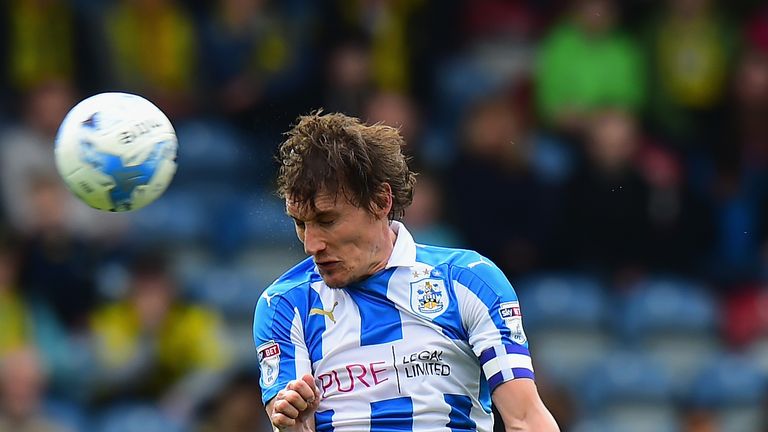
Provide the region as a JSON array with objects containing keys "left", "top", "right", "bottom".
[{"left": 318, "top": 219, "right": 336, "bottom": 227}]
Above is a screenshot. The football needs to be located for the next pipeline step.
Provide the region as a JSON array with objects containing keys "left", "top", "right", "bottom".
[{"left": 54, "top": 92, "right": 178, "bottom": 212}]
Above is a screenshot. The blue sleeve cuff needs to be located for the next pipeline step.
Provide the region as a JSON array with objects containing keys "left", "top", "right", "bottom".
[{"left": 479, "top": 344, "right": 535, "bottom": 393}]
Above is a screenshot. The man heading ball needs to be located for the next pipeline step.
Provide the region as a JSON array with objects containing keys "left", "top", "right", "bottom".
[{"left": 253, "top": 112, "right": 559, "bottom": 431}]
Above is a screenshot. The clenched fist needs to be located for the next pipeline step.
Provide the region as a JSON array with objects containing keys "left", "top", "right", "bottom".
[{"left": 268, "top": 374, "right": 321, "bottom": 431}]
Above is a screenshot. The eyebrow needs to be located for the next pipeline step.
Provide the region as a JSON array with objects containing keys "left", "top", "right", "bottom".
[{"left": 286, "top": 209, "right": 337, "bottom": 222}]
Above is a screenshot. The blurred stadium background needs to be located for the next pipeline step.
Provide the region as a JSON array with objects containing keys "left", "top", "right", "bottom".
[{"left": 1, "top": 0, "right": 768, "bottom": 431}]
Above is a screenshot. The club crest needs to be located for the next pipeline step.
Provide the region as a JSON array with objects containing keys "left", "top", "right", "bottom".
[{"left": 410, "top": 278, "right": 449, "bottom": 319}]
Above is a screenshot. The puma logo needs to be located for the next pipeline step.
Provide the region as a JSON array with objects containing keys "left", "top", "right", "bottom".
[
  {"left": 262, "top": 291, "right": 277, "bottom": 307},
  {"left": 310, "top": 301, "right": 339, "bottom": 324},
  {"left": 468, "top": 258, "right": 490, "bottom": 269}
]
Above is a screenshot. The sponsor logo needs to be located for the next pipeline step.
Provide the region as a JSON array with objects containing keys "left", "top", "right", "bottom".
[
  {"left": 257, "top": 341, "right": 281, "bottom": 386},
  {"left": 316, "top": 346, "right": 453, "bottom": 397},
  {"left": 499, "top": 302, "right": 521, "bottom": 319},
  {"left": 317, "top": 361, "right": 390, "bottom": 396},
  {"left": 402, "top": 349, "right": 451, "bottom": 378},
  {"left": 309, "top": 301, "right": 339, "bottom": 324},
  {"left": 499, "top": 302, "right": 527, "bottom": 345},
  {"left": 467, "top": 258, "right": 490, "bottom": 268},
  {"left": 261, "top": 291, "right": 277, "bottom": 307},
  {"left": 410, "top": 278, "right": 449, "bottom": 319}
]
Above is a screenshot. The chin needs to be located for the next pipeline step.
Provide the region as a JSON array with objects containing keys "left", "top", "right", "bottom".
[
  {"left": 322, "top": 277, "right": 347, "bottom": 288},
  {"left": 320, "top": 272, "right": 352, "bottom": 288}
]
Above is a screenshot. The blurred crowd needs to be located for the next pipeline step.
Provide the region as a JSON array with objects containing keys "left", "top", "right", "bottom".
[{"left": 1, "top": 0, "right": 768, "bottom": 431}]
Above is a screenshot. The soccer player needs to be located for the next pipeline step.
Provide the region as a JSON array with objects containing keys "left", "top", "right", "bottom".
[{"left": 253, "top": 112, "right": 560, "bottom": 431}]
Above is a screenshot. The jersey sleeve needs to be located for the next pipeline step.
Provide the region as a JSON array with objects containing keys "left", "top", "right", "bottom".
[
  {"left": 452, "top": 259, "right": 534, "bottom": 393},
  {"left": 253, "top": 288, "right": 312, "bottom": 404}
]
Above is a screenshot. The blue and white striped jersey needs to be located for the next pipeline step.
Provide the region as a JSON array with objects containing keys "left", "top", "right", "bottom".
[{"left": 253, "top": 222, "right": 534, "bottom": 431}]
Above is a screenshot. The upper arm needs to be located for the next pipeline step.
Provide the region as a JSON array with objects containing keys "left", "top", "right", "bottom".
[
  {"left": 492, "top": 379, "right": 560, "bottom": 432},
  {"left": 453, "top": 261, "right": 555, "bottom": 430},
  {"left": 253, "top": 289, "right": 311, "bottom": 405},
  {"left": 453, "top": 259, "right": 534, "bottom": 393}
]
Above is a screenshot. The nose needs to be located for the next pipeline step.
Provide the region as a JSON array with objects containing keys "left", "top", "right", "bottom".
[{"left": 303, "top": 225, "right": 326, "bottom": 256}]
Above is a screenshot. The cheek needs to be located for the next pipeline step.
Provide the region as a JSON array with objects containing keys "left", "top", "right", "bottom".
[
  {"left": 350, "top": 233, "right": 379, "bottom": 263},
  {"left": 334, "top": 235, "right": 363, "bottom": 262},
  {"left": 331, "top": 219, "right": 376, "bottom": 259}
]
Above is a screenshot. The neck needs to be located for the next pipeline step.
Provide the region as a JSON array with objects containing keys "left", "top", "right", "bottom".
[{"left": 365, "top": 222, "right": 397, "bottom": 277}]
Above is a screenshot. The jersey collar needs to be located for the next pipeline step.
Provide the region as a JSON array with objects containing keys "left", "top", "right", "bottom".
[{"left": 385, "top": 221, "right": 417, "bottom": 269}]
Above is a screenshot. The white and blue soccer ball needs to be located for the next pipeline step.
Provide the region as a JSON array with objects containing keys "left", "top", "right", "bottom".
[{"left": 55, "top": 92, "right": 178, "bottom": 212}]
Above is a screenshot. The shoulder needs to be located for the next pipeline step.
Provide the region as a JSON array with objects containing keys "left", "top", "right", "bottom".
[
  {"left": 415, "top": 243, "right": 485, "bottom": 268},
  {"left": 254, "top": 257, "right": 316, "bottom": 318},
  {"left": 417, "top": 244, "right": 498, "bottom": 277},
  {"left": 266, "top": 256, "right": 317, "bottom": 297},
  {"left": 417, "top": 244, "right": 514, "bottom": 298}
]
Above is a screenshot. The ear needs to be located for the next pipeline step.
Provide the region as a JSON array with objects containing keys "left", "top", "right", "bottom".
[{"left": 375, "top": 183, "right": 393, "bottom": 219}]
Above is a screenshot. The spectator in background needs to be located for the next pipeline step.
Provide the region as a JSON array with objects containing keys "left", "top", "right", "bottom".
[
  {"left": 17, "top": 175, "right": 104, "bottom": 402},
  {"left": 194, "top": 369, "right": 270, "bottom": 432},
  {"left": 731, "top": 6, "right": 768, "bottom": 175},
  {"left": 535, "top": 0, "right": 645, "bottom": 134},
  {"left": 458, "top": 0, "right": 543, "bottom": 94},
  {"left": 199, "top": 0, "right": 270, "bottom": 118},
  {"left": 680, "top": 407, "right": 718, "bottom": 432},
  {"left": 322, "top": 0, "right": 452, "bottom": 106},
  {"left": 104, "top": 0, "right": 198, "bottom": 118},
  {"left": 0, "top": 85, "right": 107, "bottom": 335},
  {"left": 199, "top": 0, "right": 312, "bottom": 128},
  {"left": 701, "top": 8, "right": 768, "bottom": 282},
  {"left": 363, "top": 90, "right": 423, "bottom": 162},
  {"left": 0, "top": 229, "right": 88, "bottom": 403},
  {"left": 635, "top": 142, "right": 713, "bottom": 274},
  {"left": 0, "top": 347, "right": 71, "bottom": 432},
  {"left": 724, "top": 288, "right": 766, "bottom": 348},
  {"left": 326, "top": 0, "right": 425, "bottom": 93},
  {"left": 447, "top": 96, "right": 561, "bottom": 276},
  {"left": 427, "top": 0, "right": 540, "bottom": 134},
  {"left": 744, "top": 9, "right": 768, "bottom": 280},
  {"left": 402, "top": 172, "right": 462, "bottom": 248},
  {"left": 0, "top": 81, "right": 75, "bottom": 236},
  {"left": 19, "top": 175, "right": 99, "bottom": 333},
  {"left": 644, "top": 0, "right": 736, "bottom": 148},
  {"left": 557, "top": 108, "right": 652, "bottom": 280},
  {"left": 0, "top": 233, "right": 29, "bottom": 357},
  {"left": 0, "top": 81, "right": 127, "bottom": 241},
  {"left": 324, "top": 37, "right": 373, "bottom": 118},
  {"left": 5, "top": 0, "right": 75, "bottom": 93},
  {"left": 88, "top": 250, "right": 231, "bottom": 408}
]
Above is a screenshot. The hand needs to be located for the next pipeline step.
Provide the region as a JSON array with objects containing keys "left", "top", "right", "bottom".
[{"left": 270, "top": 374, "right": 321, "bottom": 431}]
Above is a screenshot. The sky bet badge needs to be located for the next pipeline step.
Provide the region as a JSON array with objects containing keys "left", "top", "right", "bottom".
[
  {"left": 499, "top": 301, "right": 527, "bottom": 345},
  {"left": 257, "top": 340, "right": 281, "bottom": 386},
  {"left": 410, "top": 278, "right": 449, "bottom": 319}
]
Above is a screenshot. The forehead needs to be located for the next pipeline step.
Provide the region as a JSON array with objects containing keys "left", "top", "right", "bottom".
[{"left": 286, "top": 191, "right": 353, "bottom": 219}]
